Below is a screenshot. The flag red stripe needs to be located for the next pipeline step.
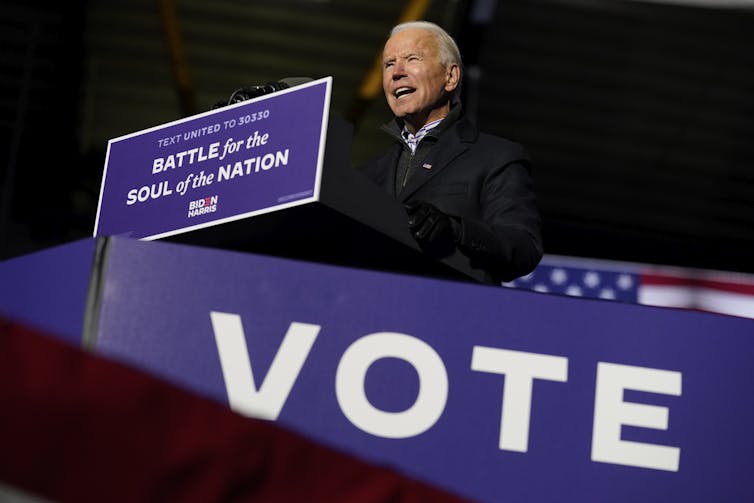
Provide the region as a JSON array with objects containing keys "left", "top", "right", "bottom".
[{"left": 641, "top": 273, "right": 754, "bottom": 295}]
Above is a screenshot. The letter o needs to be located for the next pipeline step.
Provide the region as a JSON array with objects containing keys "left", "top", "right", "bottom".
[
  {"left": 335, "top": 332, "right": 448, "bottom": 439},
  {"left": 137, "top": 186, "right": 150, "bottom": 202},
  {"left": 261, "top": 153, "right": 275, "bottom": 170}
]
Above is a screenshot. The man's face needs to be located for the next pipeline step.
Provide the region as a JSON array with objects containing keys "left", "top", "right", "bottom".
[{"left": 382, "top": 28, "right": 459, "bottom": 132}]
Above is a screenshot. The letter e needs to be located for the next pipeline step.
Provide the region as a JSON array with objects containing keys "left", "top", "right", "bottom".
[{"left": 591, "top": 362, "right": 682, "bottom": 472}]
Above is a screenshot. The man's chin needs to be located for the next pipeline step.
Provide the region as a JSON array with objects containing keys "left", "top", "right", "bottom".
[
  {"left": 387, "top": 105, "right": 414, "bottom": 119},
  {"left": 388, "top": 104, "right": 414, "bottom": 117}
]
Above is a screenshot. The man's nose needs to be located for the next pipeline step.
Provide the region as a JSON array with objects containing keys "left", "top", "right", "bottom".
[{"left": 391, "top": 62, "right": 406, "bottom": 78}]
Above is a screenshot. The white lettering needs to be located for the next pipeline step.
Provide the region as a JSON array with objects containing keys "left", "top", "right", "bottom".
[
  {"left": 471, "top": 347, "right": 568, "bottom": 452},
  {"left": 591, "top": 362, "right": 682, "bottom": 472},
  {"left": 336, "top": 332, "right": 448, "bottom": 439},
  {"left": 210, "top": 311, "right": 319, "bottom": 420},
  {"left": 152, "top": 157, "right": 164, "bottom": 174}
]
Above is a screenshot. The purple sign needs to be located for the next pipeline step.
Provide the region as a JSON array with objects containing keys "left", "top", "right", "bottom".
[
  {"left": 94, "top": 78, "right": 332, "bottom": 239},
  {"left": 86, "top": 237, "right": 754, "bottom": 503},
  {"left": 0, "top": 239, "right": 96, "bottom": 345}
]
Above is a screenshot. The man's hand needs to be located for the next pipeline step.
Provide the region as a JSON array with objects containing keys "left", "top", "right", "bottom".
[{"left": 404, "top": 201, "right": 460, "bottom": 256}]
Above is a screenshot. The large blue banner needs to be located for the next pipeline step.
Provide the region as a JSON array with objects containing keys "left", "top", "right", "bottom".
[
  {"left": 0, "top": 239, "right": 96, "bottom": 345},
  {"left": 86, "top": 237, "right": 754, "bottom": 502},
  {"left": 94, "top": 78, "right": 331, "bottom": 239}
]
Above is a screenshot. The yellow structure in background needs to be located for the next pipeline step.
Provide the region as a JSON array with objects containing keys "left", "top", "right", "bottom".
[{"left": 357, "top": 0, "right": 431, "bottom": 100}]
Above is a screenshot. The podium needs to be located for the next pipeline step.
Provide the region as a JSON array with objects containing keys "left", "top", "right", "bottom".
[
  {"left": 94, "top": 77, "right": 489, "bottom": 283},
  {"left": 4, "top": 234, "right": 754, "bottom": 503}
]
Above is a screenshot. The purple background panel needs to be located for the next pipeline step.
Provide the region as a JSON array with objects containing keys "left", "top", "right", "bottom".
[
  {"left": 0, "top": 238, "right": 95, "bottom": 345},
  {"left": 94, "top": 79, "right": 330, "bottom": 239},
  {"left": 92, "top": 237, "right": 754, "bottom": 503}
]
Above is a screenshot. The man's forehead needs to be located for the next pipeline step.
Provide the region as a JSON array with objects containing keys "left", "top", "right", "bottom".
[{"left": 383, "top": 29, "right": 437, "bottom": 56}]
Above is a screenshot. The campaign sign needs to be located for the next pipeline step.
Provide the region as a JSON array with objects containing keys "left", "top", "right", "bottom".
[
  {"left": 94, "top": 78, "right": 332, "bottom": 240},
  {"left": 89, "top": 237, "right": 754, "bottom": 503}
]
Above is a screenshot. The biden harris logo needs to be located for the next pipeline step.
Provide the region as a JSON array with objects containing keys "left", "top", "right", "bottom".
[{"left": 188, "top": 195, "right": 218, "bottom": 218}]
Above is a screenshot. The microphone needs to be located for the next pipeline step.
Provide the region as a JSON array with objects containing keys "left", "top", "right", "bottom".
[{"left": 214, "top": 77, "right": 313, "bottom": 108}]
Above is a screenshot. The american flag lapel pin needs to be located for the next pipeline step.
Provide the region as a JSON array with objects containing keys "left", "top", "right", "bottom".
[{"left": 422, "top": 163, "right": 432, "bottom": 170}]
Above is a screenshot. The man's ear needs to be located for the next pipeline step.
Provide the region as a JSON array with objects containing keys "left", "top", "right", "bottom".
[{"left": 445, "top": 64, "right": 460, "bottom": 92}]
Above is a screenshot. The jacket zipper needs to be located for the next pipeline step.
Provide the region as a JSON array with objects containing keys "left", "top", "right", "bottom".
[{"left": 402, "top": 150, "right": 415, "bottom": 188}]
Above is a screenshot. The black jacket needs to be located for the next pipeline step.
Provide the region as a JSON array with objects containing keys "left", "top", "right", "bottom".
[{"left": 358, "top": 108, "right": 543, "bottom": 284}]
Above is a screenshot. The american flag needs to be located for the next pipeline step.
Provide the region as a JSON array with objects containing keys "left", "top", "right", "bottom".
[{"left": 503, "top": 255, "right": 754, "bottom": 320}]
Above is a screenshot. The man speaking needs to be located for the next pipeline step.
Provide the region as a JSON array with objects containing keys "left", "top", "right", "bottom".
[{"left": 359, "top": 21, "right": 542, "bottom": 284}]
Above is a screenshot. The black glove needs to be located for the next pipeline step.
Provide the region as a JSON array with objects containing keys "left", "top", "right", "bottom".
[{"left": 404, "top": 201, "right": 460, "bottom": 256}]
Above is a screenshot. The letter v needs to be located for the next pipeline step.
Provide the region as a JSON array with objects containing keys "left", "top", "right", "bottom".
[{"left": 210, "top": 311, "right": 320, "bottom": 420}]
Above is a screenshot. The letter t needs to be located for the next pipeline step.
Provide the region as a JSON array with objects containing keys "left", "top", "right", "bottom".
[{"left": 471, "top": 347, "right": 568, "bottom": 452}]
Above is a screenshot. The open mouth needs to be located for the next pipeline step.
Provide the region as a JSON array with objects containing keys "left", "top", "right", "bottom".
[{"left": 394, "top": 87, "right": 415, "bottom": 99}]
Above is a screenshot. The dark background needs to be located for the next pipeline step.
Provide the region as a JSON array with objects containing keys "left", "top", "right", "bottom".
[{"left": 2, "top": 0, "right": 752, "bottom": 273}]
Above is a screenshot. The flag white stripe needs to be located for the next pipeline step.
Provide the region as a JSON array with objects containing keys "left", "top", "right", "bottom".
[
  {"left": 639, "top": 286, "right": 697, "bottom": 309},
  {"left": 639, "top": 286, "right": 754, "bottom": 319}
]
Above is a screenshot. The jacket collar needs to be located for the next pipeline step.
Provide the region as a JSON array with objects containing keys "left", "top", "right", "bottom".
[
  {"left": 380, "top": 103, "right": 470, "bottom": 143},
  {"left": 380, "top": 105, "right": 478, "bottom": 201}
]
